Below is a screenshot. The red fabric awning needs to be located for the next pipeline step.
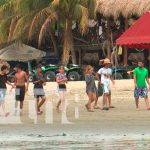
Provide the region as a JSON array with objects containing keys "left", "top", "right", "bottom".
[{"left": 116, "top": 11, "right": 150, "bottom": 48}]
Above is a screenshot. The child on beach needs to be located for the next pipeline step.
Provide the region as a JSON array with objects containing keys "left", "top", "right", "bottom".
[
  {"left": 133, "top": 61, "right": 150, "bottom": 110},
  {"left": 56, "top": 66, "right": 68, "bottom": 112},
  {"left": 33, "top": 65, "right": 46, "bottom": 115},
  {"left": 85, "top": 65, "right": 97, "bottom": 112},
  {"left": 0, "top": 65, "right": 14, "bottom": 117},
  {"left": 97, "top": 58, "right": 115, "bottom": 111}
]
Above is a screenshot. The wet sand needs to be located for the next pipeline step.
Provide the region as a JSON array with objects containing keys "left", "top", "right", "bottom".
[{"left": 1, "top": 80, "right": 150, "bottom": 149}]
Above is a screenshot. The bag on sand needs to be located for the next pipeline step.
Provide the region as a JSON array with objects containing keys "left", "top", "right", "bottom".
[{"left": 97, "top": 82, "right": 103, "bottom": 97}]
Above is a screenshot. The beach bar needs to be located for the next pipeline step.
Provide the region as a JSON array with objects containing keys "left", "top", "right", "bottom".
[{"left": 116, "top": 11, "right": 150, "bottom": 66}]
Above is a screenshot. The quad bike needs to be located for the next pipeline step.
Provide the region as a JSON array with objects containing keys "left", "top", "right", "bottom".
[
  {"left": 29, "top": 64, "right": 83, "bottom": 82},
  {"left": 112, "top": 66, "right": 135, "bottom": 80}
]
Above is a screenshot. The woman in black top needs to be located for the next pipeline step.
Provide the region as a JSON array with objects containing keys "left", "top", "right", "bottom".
[
  {"left": 0, "top": 65, "right": 14, "bottom": 117},
  {"left": 33, "top": 65, "right": 46, "bottom": 115}
]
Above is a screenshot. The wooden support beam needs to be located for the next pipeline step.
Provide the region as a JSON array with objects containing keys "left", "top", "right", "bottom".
[
  {"left": 123, "top": 47, "right": 128, "bottom": 65},
  {"left": 78, "top": 49, "right": 82, "bottom": 65},
  {"left": 123, "top": 18, "right": 129, "bottom": 66}
]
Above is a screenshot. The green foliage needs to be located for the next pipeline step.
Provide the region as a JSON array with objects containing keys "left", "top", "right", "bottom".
[
  {"left": 0, "top": 0, "right": 96, "bottom": 55},
  {"left": 0, "top": 17, "right": 12, "bottom": 43},
  {"left": 0, "top": 0, "right": 14, "bottom": 20},
  {"left": 12, "top": 12, "right": 36, "bottom": 40},
  {"left": 0, "top": 0, "right": 8, "bottom": 6},
  {"left": 14, "top": 0, "right": 50, "bottom": 15}
]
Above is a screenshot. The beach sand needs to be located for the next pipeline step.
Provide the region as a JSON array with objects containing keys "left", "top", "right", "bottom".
[{"left": 1, "top": 80, "right": 150, "bottom": 149}]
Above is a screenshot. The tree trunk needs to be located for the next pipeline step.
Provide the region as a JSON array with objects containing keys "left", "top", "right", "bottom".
[
  {"left": 106, "top": 18, "right": 113, "bottom": 59},
  {"left": 123, "top": 18, "right": 128, "bottom": 65},
  {"left": 49, "top": 31, "right": 59, "bottom": 57},
  {"left": 62, "top": 19, "right": 77, "bottom": 65}
]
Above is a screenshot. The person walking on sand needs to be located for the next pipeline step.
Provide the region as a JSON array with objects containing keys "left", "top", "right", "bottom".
[
  {"left": 56, "top": 66, "right": 68, "bottom": 113},
  {"left": 134, "top": 61, "right": 150, "bottom": 110},
  {"left": 97, "top": 58, "right": 115, "bottom": 111},
  {"left": 85, "top": 65, "right": 97, "bottom": 112},
  {"left": 14, "top": 64, "right": 29, "bottom": 115},
  {"left": 33, "top": 65, "right": 46, "bottom": 115},
  {"left": 0, "top": 65, "right": 15, "bottom": 117}
]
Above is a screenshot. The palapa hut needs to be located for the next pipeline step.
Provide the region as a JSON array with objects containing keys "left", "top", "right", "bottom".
[
  {"left": 96, "top": 0, "right": 150, "bottom": 65},
  {"left": 96, "top": 0, "right": 150, "bottom": 18},
  {"left": 116, "top": 11, "right": 150, "bottom": 67}
]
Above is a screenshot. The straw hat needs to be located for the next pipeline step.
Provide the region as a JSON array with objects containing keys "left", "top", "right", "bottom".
[{"left": 103, "top": 58, "right": 111, "bottom": 65}]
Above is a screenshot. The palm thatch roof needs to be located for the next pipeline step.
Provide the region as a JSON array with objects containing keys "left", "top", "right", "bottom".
[
  {"left": 0, "top": 43, "right": 46, "bottom": 62},
  {"left": 96, "top": 0, "right": 150, "bottom": 18}
]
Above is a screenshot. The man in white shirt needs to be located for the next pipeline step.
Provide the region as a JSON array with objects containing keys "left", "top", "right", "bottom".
[{"left": 97, "top": 58, "right": 115, "bottom": 110}]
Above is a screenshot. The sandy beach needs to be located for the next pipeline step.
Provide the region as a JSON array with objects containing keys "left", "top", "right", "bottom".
[{"left": 1, "top": 80, "right": 150, "bottom": 149}]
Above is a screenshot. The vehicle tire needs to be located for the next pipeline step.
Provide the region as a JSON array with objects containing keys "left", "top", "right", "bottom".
[
  {"left": 8, "top": 77, "right": 15, "bottom": 83},
  {"left": 29, "top": 74, "right": 34, "bottom": 82},
  {"left": 68, "top": 71, "right": 80, "bottom": 81},
  {"left": 112, "top": 72, "right": 123, "bottom": 80},
  {"left": 124, "top": 73, "right": 133, "bottom": 79},
  {"left": 44, "top": 71, "right": 56, "bottom": 82}
]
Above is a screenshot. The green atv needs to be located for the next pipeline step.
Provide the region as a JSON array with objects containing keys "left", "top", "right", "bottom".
[
  {"left": 29, "top": 64, "right": 83, "bottom": 82},
  {"left": 112, "top": 66, "right": 135, "bottom": 80}
]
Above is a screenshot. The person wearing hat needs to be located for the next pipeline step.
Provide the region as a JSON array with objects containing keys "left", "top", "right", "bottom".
[
  {"left": 33, "top": 65, "right": 46, "bottom": 115},
  {"left": 97, "top": 58, "right": 115, "bottom": 110}
]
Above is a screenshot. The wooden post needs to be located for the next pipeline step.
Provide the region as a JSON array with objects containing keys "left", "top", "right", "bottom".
[
  {"left": 106, "top": 18, "right": 112, "bottom": 60},
  {"left": 123, "top": 18, "right": 129, "bottom": 65},
  {"left": 78, "top": 49, "right": 82, "bottom": 65},
  {"left": 123, "top": 47, "right": 128, "bottom": 65},
  {"left": 148, "top": 49, "right": 150, "bottom": 70}
]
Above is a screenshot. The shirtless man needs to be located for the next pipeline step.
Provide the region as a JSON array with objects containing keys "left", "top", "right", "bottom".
[{"left": 14, "top": 64, "right": 29, "bottom": 115}]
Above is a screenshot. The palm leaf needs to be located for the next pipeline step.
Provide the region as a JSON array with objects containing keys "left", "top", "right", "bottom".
[
  {"left": 8, "top": 16, "right": 21, "bottom": 41},
  {"left": 74, "top": 5, "right": 88, "bottom": 35},
  {"left": 28, "top": 7, "right": 51, "bottom": 40},
  {"left": 0, "top": 17, "right": 12, "bottom": 43},
  {"left": 38, "top": 11, "right": 58, "bottom": 47},
  {"left": 11, "top": 12, "right": 36, "bottom": 41},
  {"left": 15, "top": 0, "right": 50, "bottom": 15},
  {"left": 0, "top": 0, "right": 14, "bottom": 20}
]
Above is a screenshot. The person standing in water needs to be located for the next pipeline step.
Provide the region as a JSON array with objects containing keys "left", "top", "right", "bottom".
[
  {"left": 134, "top": 61, "right": 150, "bottom": 110},
  {"left": 33, "top": 65, "right": 46, "bottom": 115},
  {"left": 56, "top": 66, "right": 68, "bottom": 113},
  {"left": 97, "top": 58, "right": 115, "bottom": 111},
  {"left": 85, "top": 65, "right": 97, "bottom": 112},
  {"left": 0, "top": 65, "right": 14, "bottom": 117},
  {"left": 14, "top": 64, "right": 29, "bottom": 115}
]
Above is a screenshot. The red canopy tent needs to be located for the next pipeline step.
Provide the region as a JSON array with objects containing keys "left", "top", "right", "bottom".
[{"left": 116, "top": 11, "right": 150, "bottom": 49}]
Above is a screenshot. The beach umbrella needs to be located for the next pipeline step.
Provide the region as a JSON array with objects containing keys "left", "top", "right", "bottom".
[
  {"left": 0, "top": 43, "right": 46, "bottom": 61},
  {"left": 0, "top": 43, "right": 46, "bottom": 73}
]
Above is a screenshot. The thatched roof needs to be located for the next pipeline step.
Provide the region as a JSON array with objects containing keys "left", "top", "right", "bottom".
[
  {"left": 96, "top": 0, "right": 150, "bottom": 18},
  {"left": 0, "top": 43, "right": 46, "bottom": 61}
]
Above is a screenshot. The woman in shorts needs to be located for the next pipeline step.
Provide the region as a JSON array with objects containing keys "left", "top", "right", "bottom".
[
  {"left": 0, "top": 65, "right": 14, "bottom": 116},
  {"left": 56, "top": 66, "right": 68, "bottom": 112},
  {"left": 85, "top": 65, "right": 97, "bottom": 112}
]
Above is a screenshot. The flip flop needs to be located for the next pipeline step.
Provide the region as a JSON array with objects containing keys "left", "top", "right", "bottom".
[
  {"left": 56, "top": 107, "right": 61, "bottom": 113},
  {"left": 85, "top": 104, "right": 89, "bottom": 111},
  {"left": 109, "top": 106, "right": 115, "bottom": 108},
  {"left": 94, "top": 106, "right": 101, "bottom": 109},
  {"left": 102, "top": 107, "right": 109, "bottom": 111},
  {"left": 5, "top": 112, "right": 10, "bottom": 117},
  {"left": 37, "top": 111, "right": 43, "bottom": 115},
  {"left": 88, "top": 109, "right": 95, "bottom": 112}
]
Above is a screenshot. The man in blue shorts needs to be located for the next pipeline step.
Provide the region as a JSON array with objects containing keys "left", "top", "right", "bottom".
[{"left": 134, "top": 61, "right": 150, "bottom": 110}]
